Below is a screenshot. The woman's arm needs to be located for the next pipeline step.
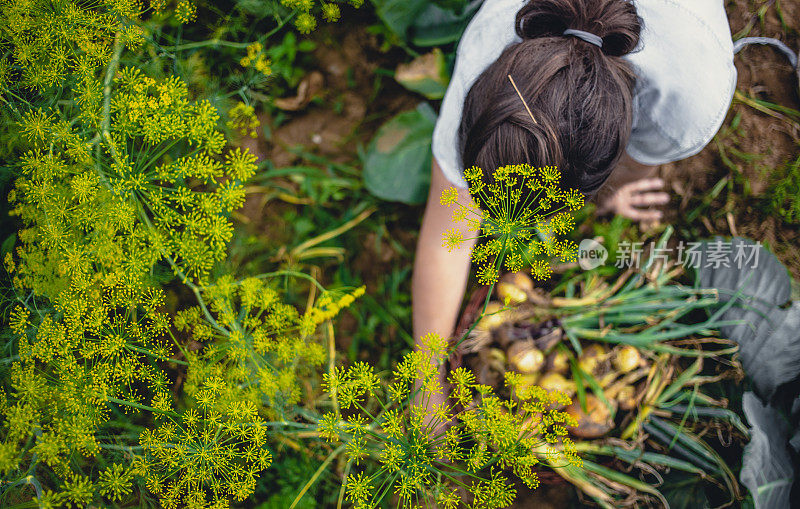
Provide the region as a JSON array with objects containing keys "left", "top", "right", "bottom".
[{"left": 411, "top": 159, "right": 478, "bottom": 414}]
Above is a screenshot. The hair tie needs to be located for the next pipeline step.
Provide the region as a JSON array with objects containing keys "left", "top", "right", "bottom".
[{"left": 563, "top": 28, "right": 603, "bottom": 48}]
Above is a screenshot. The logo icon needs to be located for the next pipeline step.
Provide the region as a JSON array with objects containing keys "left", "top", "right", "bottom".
[{"left": 578, "top": 238, "right": 608, "bottom": 270}]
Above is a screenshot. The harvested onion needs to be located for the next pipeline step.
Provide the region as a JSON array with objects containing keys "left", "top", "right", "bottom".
[
  {"left": 612, "top": 345, "right": 642, "bottom": 373},
  {"left": 508, "top": 342, "right": 544, "bottom": 374}
]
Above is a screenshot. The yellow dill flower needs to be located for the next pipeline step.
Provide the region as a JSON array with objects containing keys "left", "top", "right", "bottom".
[
  {"left": 278, "top": 0, "right": 363, "bottom": 32},
  {"left": 175, "top": 0, "right": 196, "bottom": 23},
  {"left": 530, "top": 259, "right": 552, "bottom": 281},
  {"left": 97, "top": 463, "right": 134, "bottom": 502},
  {"left": 445, "top": 164, "right": 583, "bottom": 287},
  {"left": 562, "top": 188, "right": 585, "bottom": 210},
  {"left": 1, "top": 0, "right": 145, "bottom": 91},
  {"left": 440, "top": 187, "right": 458, "bottom": 206},
  {"left": 9, "top": 306, "right": 31, "bottom": 336},
  {"left": 476, "top": 262, "right": 499, "bottom": 285},
  {"left": 419, "top": 332, "right": 448, "bottom": 359},
  {"left": 226, "top": 101, "right": 261, "bottom": 138},
  {"left": 550, "top": 211, "right": 575, "bottom": 234},
  {"left": 451, "top": 206, "right": 468, "bottom": 223},
  {"left": 540, "top": 164, "right": 560, "bottom": 183},
  {"left": 140, "top": 393, "right": 272, "bottom": 507},
  {"left": 318, "top": 412, "right": 341, "bottom": 442},
  {"left": 295, "top": 12, "right": 317, "bottom": 33},
  {"left": 437, "top": 486, "right": 460, "bottom": 509},
  {"left": 322, "top": 2, "right": 341, "bottom": 22},
  {"left": 303, "top": 285, "right": 365, "bottom": 329},
  {"left": 12, "top": 68, "right": 257, "bottom": 287},
  {"left": 558, "top": 239, "right": 579, "bottom": 262},
  {"left": 441, "top": 228, "right": 465, "bottom": 252},
  {"left": 504, "top": 251, "right": 524, "bottom": 272},
  {"left": 183, "top": 276, "right": 347, "bottom": 420},
  {"left": 345, "top": 471, "right": 373, "bottom": 507}
]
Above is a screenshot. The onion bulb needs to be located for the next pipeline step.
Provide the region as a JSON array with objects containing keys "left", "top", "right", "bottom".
[
  {"left": 612, "top": 345, "right": 642, "bottom": 373},
  {"left": 508, "top": 344, "right": 545, "bottom": 374},
  {"left": 565, "top": 395, "right": 615, "bottom": 438}
]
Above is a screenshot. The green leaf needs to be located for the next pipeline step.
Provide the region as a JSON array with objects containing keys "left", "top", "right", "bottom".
[
  {"left": 695, "top": 238, "right": 800, "bottom": 401},
  {"left": 740, "top": 392, "right": 795, "bottom": 509},
  {"left": 646, "top": 416, "right": 739, "bottom": 500},
  {"left": 369, "top": 0, "right": 429, "bottom": 39},
  {"left": 581, "top": 459, "right": 668, "bottom": 505},
  {"left": 569, "top": 358, "right": 588, "bottom": 412},
  {"left": 409, "top": 0, "right": 484, "bottom": 47},
  {"left": 570, "top": 360, "right": 615, "bottom": 418},
  {"left": 657, "top": 356, "right": 702, "bottom": 406},
  {"left": 1, "top": 233, "right": 16, "bottom": 258},
  {"left": 394, "top": 49, "right": 450, "bottom": 100},
  {"left": 363, "top": 103, "right": 436, "bottom": 205}
]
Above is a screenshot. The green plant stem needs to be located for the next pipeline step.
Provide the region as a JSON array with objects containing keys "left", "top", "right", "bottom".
[
  {"left": 289, "top": 445, "right": 345, "bottom": 509},
  {"left": 106, "top": 397, "right": 179, "bottom": 417},
  {"left": 167, "top": 12, "right": 295, "bottom": 51},
  {"left": 326, "top": 321, "right": 341, "bottom": 421},
  {"left": 99, "top": 33, "right": 124, "bottom": 162},
  {"left": 336, "top": 461, "right": 352, "bottom": 509},
  {"left": 124, "top": 343, "right": 188, "bottom": 365},
  {"left": 100, "top": 443, "right": 143, "bottom": 451},
  {"left": 252, "top": 270, "right": 327, "bottom": 292}
]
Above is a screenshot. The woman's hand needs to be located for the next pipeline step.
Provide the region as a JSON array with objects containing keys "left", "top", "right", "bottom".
[
  {"left": 596, "top": 177, "right": 669, "bottom": 222},
  {"left": 596, "top": 154, "right": 668, "bottom": 223}
]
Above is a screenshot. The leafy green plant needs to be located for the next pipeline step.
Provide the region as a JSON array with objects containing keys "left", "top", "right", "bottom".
[
  {"left": 263, "top": 31, "right": 318, "bottom": 94},
  {"left": 765, "top": 154, "right": 800, "bottom": 225},
  {"left": 370, "top": 0, "right": 481, "bottom": 48},
  {"left": 362, "top": 102, "right": 436, "bottom": 205}
]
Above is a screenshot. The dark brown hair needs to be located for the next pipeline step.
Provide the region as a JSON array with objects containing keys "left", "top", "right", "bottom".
[{"left": 458, "top": 0, "right": 642, "bottom": 198}]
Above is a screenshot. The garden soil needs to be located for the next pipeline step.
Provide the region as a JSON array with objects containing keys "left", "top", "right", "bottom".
[{"left": 662, "top": 0, "right": 800, "bottom": 279}]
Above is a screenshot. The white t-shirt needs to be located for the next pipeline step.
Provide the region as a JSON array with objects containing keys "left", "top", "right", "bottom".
[{"left": 432, "top": 0, "right": 737, "bottom": 188}]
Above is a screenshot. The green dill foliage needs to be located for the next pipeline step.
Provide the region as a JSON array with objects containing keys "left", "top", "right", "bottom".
[
  {"left": 138, "top": 390, "right": 273, "bottom": 508},
  {"left": 0, "top": 0, "right": 146, "bottom": 92},
  {"left": 0, "top": 0, "right": 368, "bottom": 506},
  {"left": 319, "top": 333, "right": 581, "bottom": 508},
  {"left": 1, "top": 280, "right": 173, "bottom": 505},
  {"left": 178, "top": 277, "right": 366, "bottom": 415},
  {"left": 0, "top": 0, "right": 589, "bottom": 508},
  {"left": 10, "top": 66, "right": 256, "bottom": 295}
]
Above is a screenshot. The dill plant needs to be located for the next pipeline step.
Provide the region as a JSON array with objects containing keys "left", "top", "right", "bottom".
[
  {"left": 0, "top": 0, "right": 147, "bottom": 91},
  {"left": 440, "top": 164, "right": 583, "bottom": 285},
  {"left": 280, "top": 0, "right": 365, "bottom": 33},
  {"left": 0, "top": 1, "right": 367, "bottom": 507},
  {"left": 178, "top": 277, "right": 366, "bottom": 415},
  {"left": 319, "top": 333, "right": 581, "bottom": 508},
  {"left": 10, "top": 65, "right": 253, "bottom": 296}
]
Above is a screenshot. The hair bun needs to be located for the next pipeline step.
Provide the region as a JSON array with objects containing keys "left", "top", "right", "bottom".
[{"left": 515, "top": 0, "right": 641, "bottom": 57}]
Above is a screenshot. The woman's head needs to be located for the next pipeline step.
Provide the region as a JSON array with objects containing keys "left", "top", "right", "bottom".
[{"left": 458, "top": 0, "right": 641, "bottom": 199}]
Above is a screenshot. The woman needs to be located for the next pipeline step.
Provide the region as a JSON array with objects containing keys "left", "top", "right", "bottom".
[{"left": 411, "top": 0, "right": 737, "bottom": 406}]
